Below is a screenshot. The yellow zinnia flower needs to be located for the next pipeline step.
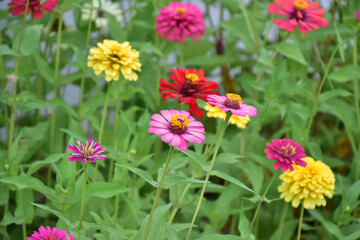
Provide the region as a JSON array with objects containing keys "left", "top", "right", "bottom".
[
  {"left": 278, "top": 157, "right": 335, "bottom": 209},
  {"left": 204, "top": 104, "right": 250, "bottom": 129},
  {"left": 88, "top": 40, "right": 141, "bottom": 81}
]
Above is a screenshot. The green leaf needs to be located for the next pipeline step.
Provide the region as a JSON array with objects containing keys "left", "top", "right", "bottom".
[
  {"left": 106, "top": 12, "right": 125, "bottom": 42},
  {"left": 328, "top": 65, "right": 360, "bottom": 82},
  {"left": 26, "top": 153, "right": 64, "bottom": 176},
  {"left": 319, "top": 89, "right": 351, "bottom": 103},
  {"left": 0, "top": 212, "right": 26, "bottom": 226},
  {"left": 32, "top": 52, "right": 54, "bottom": 83},
  {"left": 308, "top": 209, "right": 346, "bottom": 239},
  {"left": 279, "top": 42, "right": 308, "bottom": 66},
  {"left": 12, "top": 25, "right": 43, "bottom": 56},
  {"left": 85, "top": 182, "right": 130, "bottom": 198},
  {"left": 334, "top": 23, "right": 345, "bottom": 62},
  {"left": 212, "top": 170, "right": 254, "bottom": 193},
  {"left": 0, "top": 44, "right": 18, "bottom": 56},
  {"left": 197, "top": 235, "right": 245, "bottom": 240},
  {"left": 32, "top": 203, "right": 75, "bottom": 228},
  {"left": 238, "top": 209, "right": 250, "bottom": 238},
  {"left": 115, "top": 164, "right": 157, "bottom": 187},
  {"left": 162, "top": 176, "right": 208, "bottom": 189}
]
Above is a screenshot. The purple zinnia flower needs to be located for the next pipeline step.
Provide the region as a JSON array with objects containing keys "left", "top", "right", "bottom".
[
  {"left": 264, "top": 138, "right": 307, "bottom": 172},
  {"left": 148, "top": 110, "right": 205, "bottom": 151},
  {"left": 207, "top": 93, "right": 257, "bottom": 117},
  {"left": 68, "top": 140, "right": 107, "bottom": 163},
  {"left": 27, "top": 226, "right": 74, "bottom": 240}
]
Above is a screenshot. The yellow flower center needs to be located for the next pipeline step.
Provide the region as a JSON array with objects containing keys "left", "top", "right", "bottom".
[
  {"left": 186, "top": 73, "right": 199, "bottom": 82},
  {"left": 176, "top": 7, "right": 187, "bottom": 14},
  {"left": 226, "top": 93, "right": 242, "bottom": 102},
  {"left": 170, "top": 114, "right": 190, "bottom": 134},
  {"left": 294, "top": 0, "right": 308, "bottom": 10},
  {"left": 281, "top": 144, "right": 296, "bottom": 157},
  {"left": 224, "top": 93, "right": 242, "bottom": 109}
]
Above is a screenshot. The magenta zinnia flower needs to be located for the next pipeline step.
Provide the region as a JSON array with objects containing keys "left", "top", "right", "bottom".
[
  {"left": 156, "top": 1, "right": 205, "bottom": 43},
  {"left": 148, "top": 110, "right": 205, "bottom": 151},
  {"left": 268, "top": 0, "right": 328, "bottom": 34},
  {"left": 207, "top": 93, "right": 257, "bottom": 117},
  {"left": 68, "top": 140, "right": 107, "bottom": 163},
  {"left": 8, "top": 0, "right": 58, "bottom": 19},
  {"left": 355, "top": 11, "right": 360, "bottom": 21},
  {"left": 27, "top": 226, "right": 74, "bottom": 240},
  {"left": 264, "top": 139, "right": 307, "bottom": 172}
]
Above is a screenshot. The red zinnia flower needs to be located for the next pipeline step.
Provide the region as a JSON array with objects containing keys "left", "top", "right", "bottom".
[
  {"left": 159, "top": 67, "right": 219, "bottom": 119},
  {"left": 8, "top": 0, "right": 58, "bottom": 19}
]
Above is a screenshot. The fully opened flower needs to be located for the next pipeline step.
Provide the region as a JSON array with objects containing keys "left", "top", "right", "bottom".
[
  {"left": 355, "top": 11, "right": 360, "bottom": 21},
  {"left": 68, "top": 140, "right": 107, "bottom": 163},
  {"left": 159, "top": 67, "right": 218, "bottom": 119},
  {"left": 278, "top": 157, "right": 335, "bottom": 209},
  {"left": 156, "top": 1, "right": 205, "bottom": 43},
  {"left": 8, "top": 0, "right": 57, "bottom": 19},
  {"left": 204, "top": 104, "right": 250, "bottom": 129},
  {"left": 88, "top": 40, "right": 141, "bottom": 81},
  {"left": 148, "top": 110, "right": 205, "bottom": 151},
  {"left": 265, "top": 138, "right": 306, "bottom": 172},
  {"left": 268, "top": 0, "right": 328, "bottom": 34},
  {"left": 207, "top": 93, "right": 257, "bottom": 117},
  {"left": 81, "top": 0, "right": 123, "bottom": 28},
  {"left": 27, "top": 226, "right": 74, "bottom": 240}
]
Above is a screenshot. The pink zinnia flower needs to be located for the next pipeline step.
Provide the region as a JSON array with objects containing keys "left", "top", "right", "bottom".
[
  {"left": 268, "top": 0, "right": 328, "bottom": 34},
  {"left": 148, "top": 110, "right": 205, "bottom": 151},
  {"left": 68, "top": 140, "right": 107, "bottom": 163},
  {"left": 354, "top": 11, "right": 360, "bottom": 21},
  {"left": 264, "top": 138, "right": 307, "bottom": 172},
  {"left": 27, "top": 226, "right": 74, "bottom": 240},
  {"left": 8, "top": 0, "right": 58, "bottom": 19},
  {"left": 207, "top": 93, "right": 257, "bottom": 117},
  {"left": 156, "top": 1, "right": 205, "bottom": 43}
]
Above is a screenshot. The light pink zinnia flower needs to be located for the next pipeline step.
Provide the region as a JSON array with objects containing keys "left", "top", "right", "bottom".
[
  {"left": 8, "top": 0, "right": 58, "bottom": 19},
  {"left": 68, "top": 140, "right": 107, "bottom": 163},
  {"left": 156, "top": 1, "right": 205, "bottom": 43},
  {"left": 207, "top": 93, "right": 257, "bottom": 117},
  {"left": 354, "top": 11, "right": 360, "bottom": 21},
  {"left": 148, "top": 110, "right": 205, "bottom": 151},
  {"left": 27, "top": 226, "right": 74, "bottom": 240},
  {"left": 268, "top": 0, "right": 328, "bottom": 34},
  {"left": 264, "top": 138, "right": 307, "bottom": 172}
]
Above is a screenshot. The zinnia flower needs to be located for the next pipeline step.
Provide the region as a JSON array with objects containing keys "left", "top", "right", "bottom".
[
  {"left": 88, "top": 40, "right": 141, "bottom": 81},
  {"left": 268, "top": 0, "right": 329, "bottom": 34},
  {"left": 159, "top": 67, "right": 218, "bottom": 119},
  {"left": 204, "top": 103, "right": 250, "bottom": 129},
  {"left": 8, "top": 0, "right": 57, "bottom": 19},
  {"left": 355, "top": 11, "right": 360, "bottom": 21},
  {"left": 156, "top": 1, "right": 205, "bottom": 43},
  {"left": 27, "top": 226, "right": 74, "bottom": 240},
  {"left": 207, "top": 93, "right": 257, "bottom": 117},
  {"left": 148, "top": 110, "right": 205, "bottom": 151},
  {"left": 265, "top": 138, "right": 307, "bottom": 172},
  {"left": 278, "top": 157, "right": 335, "bottom": 209},
  {"left": 81, "top": 0, "right": 122, "bottom": 28},
  {"left": 68, "top": 140, "right": 107, "bottom": 163}
]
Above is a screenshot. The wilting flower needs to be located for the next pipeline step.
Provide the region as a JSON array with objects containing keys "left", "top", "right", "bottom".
[
  {"left": 68, "top": 140, "right": 107, "bottom": 163},
  {"left": 265, "top": 138, "right": 306, "bottom": 172},
  {"left": 81, "top": 0, "right": 122, "bottom": 28},
  {"left": 204, "top": 103, "right": 250, "bottom": 129},
  {"left": 159, "top": 68, "right": 218, "bottom": 119},
  {"left": 156, "top": 1, "right": 205, "bottom": 43},
  {"left": 207, "top": 93, "right": 257, "bottom": 117},
  {"left": 27, "top": 226, "right": 74, "bottom": 240},
  {"left": 278, "top": 157, "right": 335, "bottom": 209},
  {"left": 355, "top": 11, "right": 360, "bottom": 22},
  {"left": 8, "top": 0, "right": 57, "bottom": 19},
  {"left": 148, "top": 110, "right": 205, "bottom": 151},
  {"left": 268, "top": 0, "right": 328, "bottom": 34},
  {"left": 88, "top": 40, "right": 141, "bottom": 81}
]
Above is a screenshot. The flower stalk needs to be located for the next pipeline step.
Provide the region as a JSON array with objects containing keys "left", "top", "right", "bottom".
[
  {"left": 296, "top": 204, "right": 305, "bottom": 240},
  {"left": 78, "top": 164, "right": 88, "bottom": 239}
]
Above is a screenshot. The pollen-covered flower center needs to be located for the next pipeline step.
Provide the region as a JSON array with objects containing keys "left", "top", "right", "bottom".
[
  {"left": 224, "top": 93, "right": 242, "bottom": 109},
  {"left": 294, "top": 0, "right": 308, "bottom": 10},
  {"left": 186, "top": 73, "right": 199, "bottom": 82},
  {"left": 176, "top": 7, "right": 187, "bottom": 15},
  {"left": 280, "top": 144, "right": 296, "bottom": 157},
  {"left": 169, "top": 114, "right": 190, "bottom": 134}
]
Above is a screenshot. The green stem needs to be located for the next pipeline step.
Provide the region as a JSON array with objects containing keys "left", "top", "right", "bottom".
[
  {"left": 266, "top": 32, "right": 290, "bottom": 67},
  {"left": 239, "top": 0, "right": 260, "bottom": 53},
  {"left": 275, "top": 204, "right": 288, "bottom": 240},
  {"left": 18, "top": 190, "right": 27, "bottom": 240},
  {"left": 304, "top": 45, "right": 339, "bottom": 142},
  {"left": 94, "top": 82, "right": 112, "bottom": 181},
  {"left": 8, "top": 0, "right": 30, "bottom": 149},
  {"left": 125, "top": 0, "right": 137, "bottom": 39},
  {"left": 113, "top": 194, "right": 120, "bottom": 226},
  {"left": 145, "top": 146, "right": 175, "bottom": 240},
  {"left": 203, "top": 122, "right": 222, "bottom": 160},
  {"left": 186, "top": 113, "right": 230, "bottom": 240},
  {"left": 178, "top": 43, "right": 184, "bottom": 68},
  {"left": 296, "top": 204, "right": 304, "bottom": 240},
  {"left": 78, "top": 164, "right": 88, "bottom": 239},
  {"left": 353, "top": 35, "right": 360, "bottom": 180},
  {"left": 248, "top": 169, "right": 280, "bottom": 239},
  {"left": 78, "top": 0, "right": 94, "bottom": 131}
]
